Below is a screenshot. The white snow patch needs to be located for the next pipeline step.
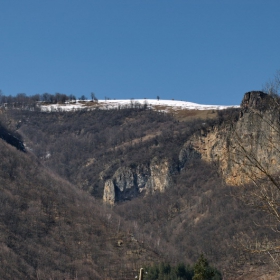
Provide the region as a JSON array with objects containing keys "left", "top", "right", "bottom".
[
  {"left": 39, "top": 99, "right": 239, "bottom": 112},
  {"left": 40, "top": 102, "right": 85, "bottom": 112}
]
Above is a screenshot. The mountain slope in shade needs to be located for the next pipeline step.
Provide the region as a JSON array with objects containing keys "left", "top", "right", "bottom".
[
  {"left": 1, "top": 93, "right": 280, "bottom": 279},
  {"left": 0, "top": 135, "right": 166, "bottom": 279}
]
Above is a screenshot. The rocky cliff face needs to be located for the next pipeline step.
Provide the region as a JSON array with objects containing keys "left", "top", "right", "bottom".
[
  {"left": 104, "top": 91, "right": 280, "bottom": 204},
  {"left": 185, "top": 91, "right": 280, "bottom": 185},
  {"left": 103, "top": 157, "right": 172, "bottom": 204}
]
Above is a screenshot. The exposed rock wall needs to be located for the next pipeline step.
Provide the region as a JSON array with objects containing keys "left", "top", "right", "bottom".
[
  {"left": 184, "top": 91, "right": 280, "bottom": 185},
  {"left": 103, "top": 180, "right": 115, "bottom": 205},
  {"left": 148, "top": 157, "right": 172, "bottom": 193},
  {"left": 103, "top": 157, "right": 172, "bottom": 204},
  {"left": 104, "top": 91, "right": 280, "bottom": 204}
]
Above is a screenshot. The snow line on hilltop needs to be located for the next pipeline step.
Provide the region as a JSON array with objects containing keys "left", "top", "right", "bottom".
[{"left": 40, "top": 99, "right": 239, "bottom": 112}]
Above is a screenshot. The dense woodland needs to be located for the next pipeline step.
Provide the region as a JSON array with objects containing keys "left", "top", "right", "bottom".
[
  {"left": 0, "top": 104, "right": 277, "bottom": 279},
  {"left": 0, "top": 92, "right": 80, "bottom": 108},
  {"left": 0, "top": 129, "right": 168, "bottom": 279}
]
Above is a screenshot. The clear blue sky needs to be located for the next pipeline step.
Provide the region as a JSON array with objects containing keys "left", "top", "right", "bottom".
[{"left": 1, "top": 1, "right": 280, "bottom": 105}]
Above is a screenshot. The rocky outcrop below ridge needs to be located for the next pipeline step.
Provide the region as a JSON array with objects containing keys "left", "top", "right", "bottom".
[
  {"left": 104, "top": 91, "right": 280, "bottom": 204},
  {"left": 103, "top": 157, "right": 172, "bottom": 204},
  {"left": 240, "top": 91, "right": 275, "bottom": 112},
  {"left": 184, "top": 91, "right": 280, "bottom": 185}
]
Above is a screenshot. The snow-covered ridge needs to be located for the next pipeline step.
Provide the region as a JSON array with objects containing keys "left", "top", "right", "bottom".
[{"left": 40, "top": 99, "right": 239, "bottom": 112}]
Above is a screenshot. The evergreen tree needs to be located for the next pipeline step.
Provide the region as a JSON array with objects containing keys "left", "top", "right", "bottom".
[{"left": 193, "top": 254, "right": 215, "bottom": 280}]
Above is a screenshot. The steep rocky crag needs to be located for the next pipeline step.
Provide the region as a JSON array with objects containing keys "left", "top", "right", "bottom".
[
  {"left": 185, "top": 91, "right": 280, "bottom": 185},
  {"left": 103, "top": 157, "right": 172, "bottom": 204},
  {"left": 103, "top": 91, "right": 280, "bottom": 203}
]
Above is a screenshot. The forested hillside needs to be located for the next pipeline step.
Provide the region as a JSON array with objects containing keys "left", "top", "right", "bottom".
[
  {"left": 0, "top": 122, "right": 170, "bottom": 279},
  {"left": 0, "top": 98, "right": 279, "bottom": 279},
  {"left": 3, "top": 108, "right": 213, "bottom": 198}
]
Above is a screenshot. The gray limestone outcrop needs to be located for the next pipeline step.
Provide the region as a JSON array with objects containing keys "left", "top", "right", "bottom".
[
  {"left": 103, "top": 157, "right": 172, "bottom": 204},
  {"left": 103, "top": 179, "right": 115, "bottom": 205}
]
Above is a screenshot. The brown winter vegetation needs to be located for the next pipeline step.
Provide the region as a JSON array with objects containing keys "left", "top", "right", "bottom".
[
  {"left": 0, "top": 134, "right": 171, "bottom": 279},
  {"left": 0, "top": 101, "right": 279, "bottom": 279}
]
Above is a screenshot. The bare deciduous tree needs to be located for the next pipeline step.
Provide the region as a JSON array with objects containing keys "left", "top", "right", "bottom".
[
  {"left": 263, "top": 70, "right": 280, "bottom": 96},
  {"left": 232, "top": 72, "right": 280, "bottom": 268},
  {"left": 91, "top": 92, "right": 98, "bottom": 102}
]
